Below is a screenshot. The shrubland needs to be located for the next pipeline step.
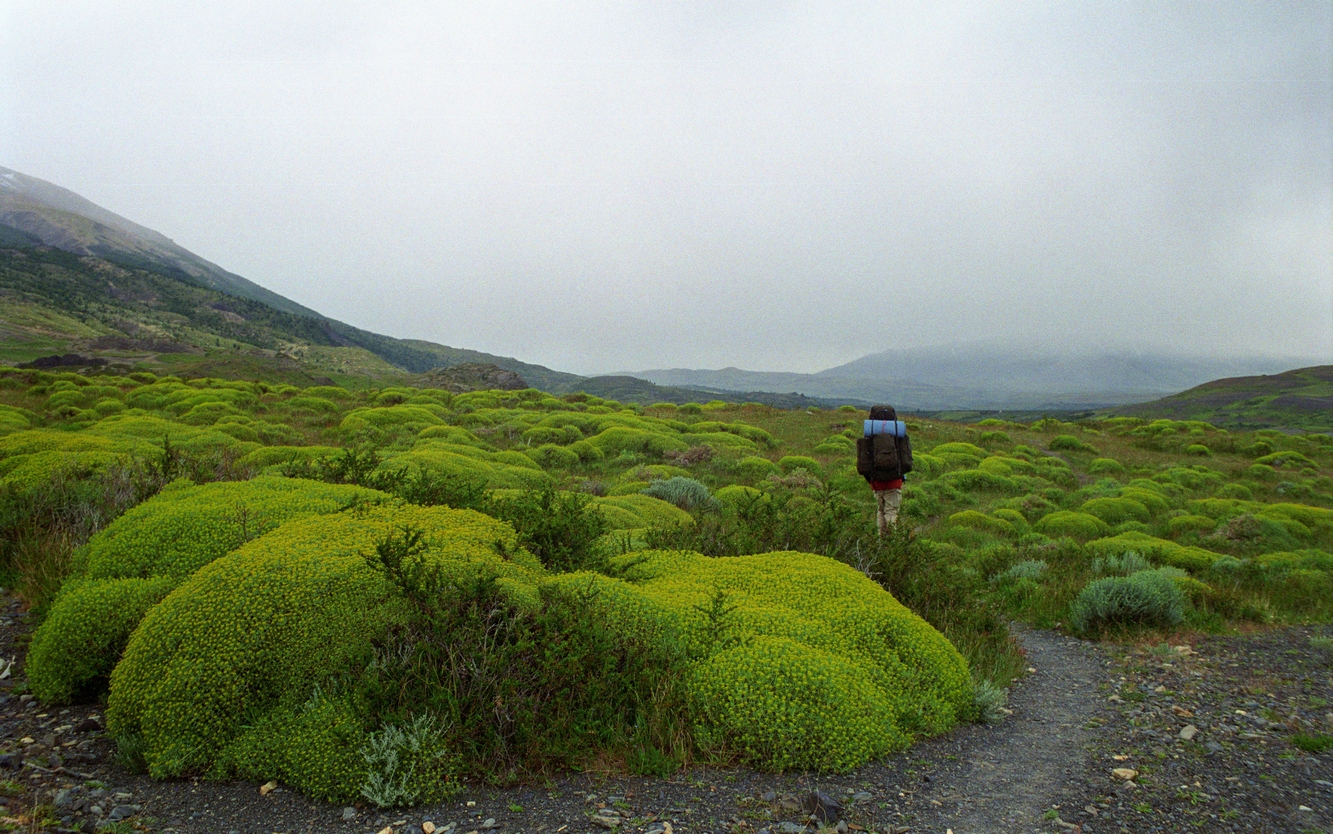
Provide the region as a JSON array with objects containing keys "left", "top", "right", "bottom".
[{"left": 1, "top": 366, "right": 1330, "bottom": 805}]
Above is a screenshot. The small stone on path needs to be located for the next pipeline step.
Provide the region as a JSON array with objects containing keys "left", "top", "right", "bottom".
[
  {"left": 1112, "top": 768, "right": 1138, "bottom": 780},
  {"left": 259, "top": 780, "right": 277, "bottom": 796}
]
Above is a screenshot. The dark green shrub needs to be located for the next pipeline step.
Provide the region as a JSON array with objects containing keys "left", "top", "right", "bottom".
[
  {"left": 1067, "top": 570, "right": 1185, "bottom": 635},
  {"left": 483, "top": 488, "right": 610, "bottom": 572}
]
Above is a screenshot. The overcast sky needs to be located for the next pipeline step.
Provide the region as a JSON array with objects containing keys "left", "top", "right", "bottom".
[{"left": 1, "top": 3, "right": 1329, "bottom": 374}]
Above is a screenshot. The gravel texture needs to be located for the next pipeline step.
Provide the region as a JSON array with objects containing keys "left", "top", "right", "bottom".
[{"left": 0, "top": 589, "right": 1329, "bottom": 834}]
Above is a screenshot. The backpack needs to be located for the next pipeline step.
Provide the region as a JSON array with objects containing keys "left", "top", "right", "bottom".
[{"left": 856, "top": 405, "right": 913, "bottom": 480}]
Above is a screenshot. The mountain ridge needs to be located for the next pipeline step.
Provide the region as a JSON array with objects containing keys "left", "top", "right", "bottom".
[
  {"left": 0, "top": 167, "right": 327, "bottom": 320},
  {"left": 630, "top": 345, "right": 1319, "bottom": 412}
]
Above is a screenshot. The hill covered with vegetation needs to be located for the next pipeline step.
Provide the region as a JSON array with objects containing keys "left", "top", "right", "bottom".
[
  {"left": 1108, "top": 364, "right": 1333, "bottom": 433},
  {"left": 1, "top": 360, "right": 1329, "bottom": 806},
  {"left": 0, "top": 242, "right": 845, "bottom": 414}
]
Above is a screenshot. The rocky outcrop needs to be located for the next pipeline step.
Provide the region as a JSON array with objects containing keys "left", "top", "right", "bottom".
[{"left": 417, "top": 363, "right": 527, "bottom": 393}]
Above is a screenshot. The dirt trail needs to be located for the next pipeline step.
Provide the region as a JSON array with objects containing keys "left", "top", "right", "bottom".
[{"left": 893, "top": 627, "right": 1110, "bottom": 834}]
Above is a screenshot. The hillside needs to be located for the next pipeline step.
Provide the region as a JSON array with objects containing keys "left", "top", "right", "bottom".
[
  {"left": 0, "top": 167, "right": 323, "bottom": 319},
  {"left": 1108, "top": 364, "right": 1333, "bottom": 433},
  {"left": 0, "top": 168, "right": 844, "bottom": 408}
]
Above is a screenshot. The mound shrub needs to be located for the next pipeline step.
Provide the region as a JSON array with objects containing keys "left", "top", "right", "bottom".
[
  {"left": 1088, "top": 458, "right": 1126, "bottom": 477},
  {"left": 777, "top": 455, "right": 822, "bottom": 475},
  {"left": 1032, "top": 511, "right": 1110, "bottom": 541},
  {"left": 107, "top": 505, "right": 542, "bottom": 793},
  {"left": 27, "top": 576, "right": 176, "bottom": 703},
  {"left": 1049, "top": 435, "right": 1097, "bottom": 454},
  {"left": 735, "top": 455, "right": 778, "bottom": 479},
  {"left": 1168, "top": 514, "right": 1217, "bottom": 538},
  {"left": 586, "top": 427, "right": 689, "bottom": 458},
  {"left": 641, "top": 477, "right": 718, "bottom": 513},
  {"left": 1068, "top": 570, "right": 1186, "bottom": 635},
  {"left": 28, "top": 477, "right": 385, "bottom": 703},
  {"left": 1085, "top": 532, "right": 1222, "bottom": 573},
  {"left": 607, "top": 550, "right": 972, "bottom": 771},
  {"left": 947, "top": 510, "right": 1015, "bottom": 538},
  {"left": 76, "top": 476, "right": 384, "bottom": 582},
  {"left": 940, "top": 470, "right": 1021, "bottom": 494},
  {"left": 105, "top": 504, "right": 973, "bottom": 800},
  {"left": 1080, "top": 497, "right": 1150, "bottom": 526}
]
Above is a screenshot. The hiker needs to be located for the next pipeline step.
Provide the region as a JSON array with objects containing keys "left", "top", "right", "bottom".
[{"left": 856, "top": 404, "right": 914, "bottom": 535}]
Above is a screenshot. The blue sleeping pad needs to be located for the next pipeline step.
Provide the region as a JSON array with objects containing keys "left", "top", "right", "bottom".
[{"left": 863, "top": 419, "right": 907, "bottom": 437}]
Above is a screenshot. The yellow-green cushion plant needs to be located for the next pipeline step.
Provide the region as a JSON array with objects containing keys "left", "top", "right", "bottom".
[
  {"left": 1167, "top": 514, "right": 1217, "bottom": 537},
  {"left": 77, "top": 476, "right": 387, "bottom": 582},
  {"left": 1079, "top": 497, "right": 1151, "bottom": 526},
  {"left": 27, "top": 577, "right": 176, "bottom": 703},
  {"left": 601, "top": 550, "right": 972, "bottom": 771},
  {"left": 0, "top": 430, "right": 136, "bottom": 492},
  {"left": 0, "top": 404, "right": 33, "bottom": 435},
  {"left": 734, "top": 456, "right": 778, "bottom": 480},
  {"left": 941, "top": 469, "right": 1021, "bottom": 495},
  {"left": 1085, "top": 531, "right": 1223, "bottom": 573},
  {"left": 339, "top": 405, "right": 445, "bottom": 434},
  {"left": 27, "top": 478, "right": 389, "bottom": 705},
  {"left": 947, "top": 510, "right": 1016, "bottom": 538},
  {"left": 385, "top": 446, "right": 552, "bottom": 490},
  {"left": 107, "top": 504, "right": 541, "bottom": 789},
  {"left": 714, "top": 484, "right": 769, "bottom": 513},
  {"left": 1032, "top": 510, "right": 1110, "bottom": 541},
  {"left": 591, "top": 495, "right": 692, "bottom": 530},
  {"left": 585, "top": 427, "right": 689, "bottom": 457}
]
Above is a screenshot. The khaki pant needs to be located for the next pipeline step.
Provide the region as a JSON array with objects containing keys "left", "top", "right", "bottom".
[{"left": 874, "top": 488, "right": 902, "bottom": 535}]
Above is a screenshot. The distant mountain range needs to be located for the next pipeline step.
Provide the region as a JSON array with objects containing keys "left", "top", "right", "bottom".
[
  {"left": 1, "top": 164, "right": 1323, "bottom": 419},
  {"left": 630, "top": 345, "right": 1320, "bottom": 412}
]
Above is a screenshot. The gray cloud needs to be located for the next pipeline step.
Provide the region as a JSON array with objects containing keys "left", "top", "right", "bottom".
[{"left": 2, "top": 2, "right": 1329, "bottom": 374}]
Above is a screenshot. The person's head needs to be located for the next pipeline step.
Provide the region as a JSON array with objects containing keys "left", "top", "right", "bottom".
[{"left": 869, "top": 404, "right": 897, "bottom": 421}]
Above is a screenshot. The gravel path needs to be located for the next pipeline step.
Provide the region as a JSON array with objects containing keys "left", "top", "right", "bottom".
[
  {"left": 892, "top": 627, "right": 1110, "bottom": 833},
  {"left": 2, "top": 592, "right": 1329, "bottom": 834}
]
